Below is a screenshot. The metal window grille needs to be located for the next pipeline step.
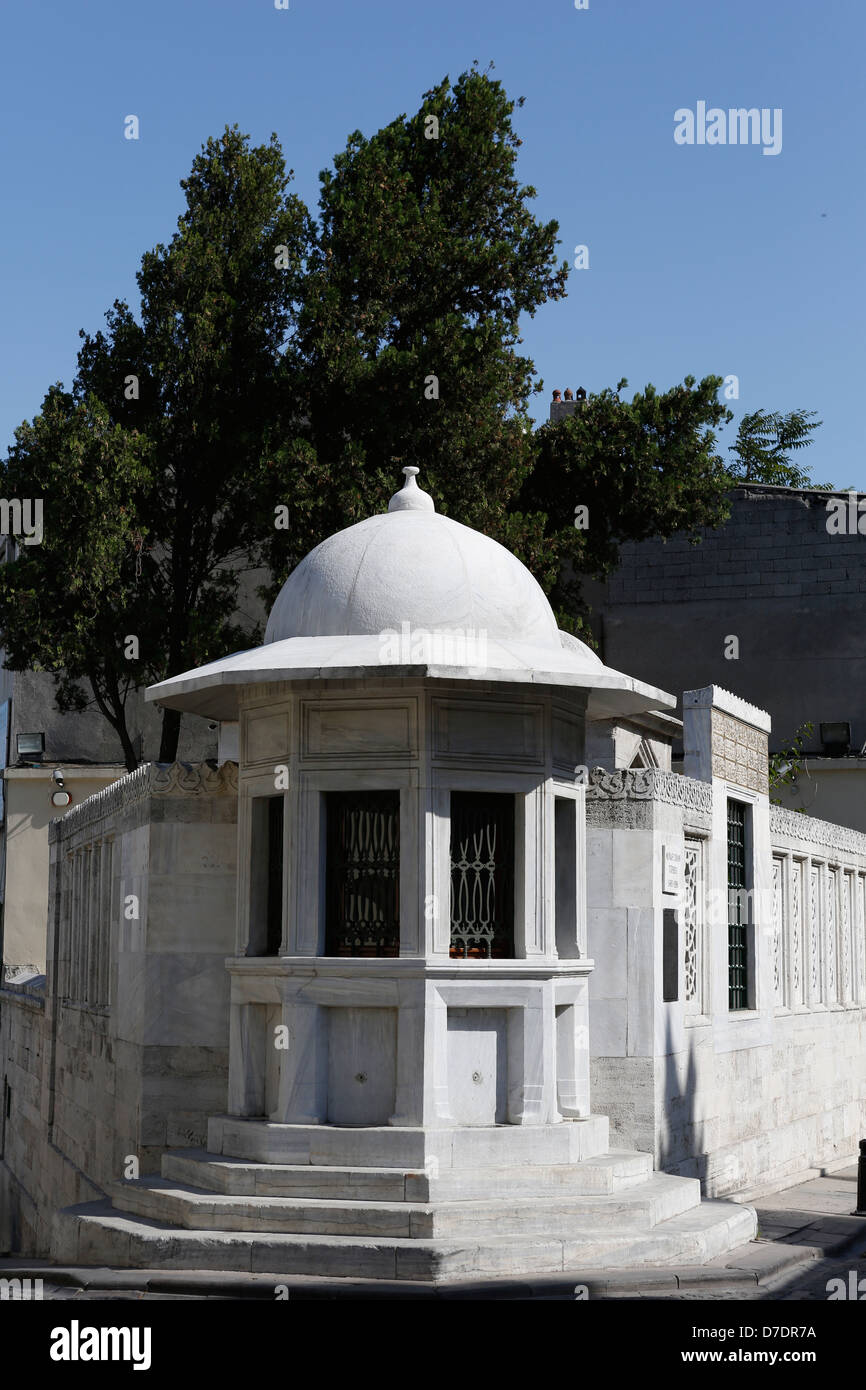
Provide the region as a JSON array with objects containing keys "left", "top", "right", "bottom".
[
  {"left": 449, "top": 792, "right": 515, "bottom": 959},
  {"left": 727, "top": 800, "right": 749, "bottom": 1010},
  {"left": 325, "top": 791, "right": 400, "bottom": 957}
]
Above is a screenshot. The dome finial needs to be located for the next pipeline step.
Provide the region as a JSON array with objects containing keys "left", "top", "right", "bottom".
[{"left": 388, "top": 464, "right": 435, "bottom": 513}]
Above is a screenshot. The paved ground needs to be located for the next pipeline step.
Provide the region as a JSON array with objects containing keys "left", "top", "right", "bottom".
[{"left": 2, "top": 1164, "right": 864, "bottom": 1300}]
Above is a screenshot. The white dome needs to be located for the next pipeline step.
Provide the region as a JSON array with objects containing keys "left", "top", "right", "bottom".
[
  {"left": 147, "top": 467, "right": 681, "bottom": 722},
  {"left": 265, "top": 469, "right": 572, "bottom": 654}
]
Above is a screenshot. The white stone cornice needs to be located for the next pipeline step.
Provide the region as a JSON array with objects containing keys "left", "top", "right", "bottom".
[{"left": 683, "top": 685, "right": 772, "bottom": 733}]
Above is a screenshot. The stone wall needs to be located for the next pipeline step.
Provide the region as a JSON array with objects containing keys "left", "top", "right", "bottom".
[
  {"left": 655, "top": 1007, "right": 864, "bottom": 1199},
  {"left": 587, "top": 768, "right": 713, "bottom": 1157},
  {"left": 587, "top": 767, "right": 866, "bottom": 1199},
  {"left": 0, "top": 761, "right": 238, "bottom": 1256}
]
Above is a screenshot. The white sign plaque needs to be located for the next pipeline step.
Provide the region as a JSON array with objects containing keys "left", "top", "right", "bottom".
[{"left": 662, "top": 844, "right": 682, "bottom": 896}]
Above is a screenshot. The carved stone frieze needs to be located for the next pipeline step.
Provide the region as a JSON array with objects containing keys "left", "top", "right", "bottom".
[
  {"left": 770, "top": 804, "right": 866, "bottom": 863},
  {"left": 51, "top": 761, "right": 239, "bottom": 843},
  {"left": 585, "top": 767, "right": 713, "bottom": 813},
  {"left": 585, "top": 798, "right": 652, "bottom": 829}
]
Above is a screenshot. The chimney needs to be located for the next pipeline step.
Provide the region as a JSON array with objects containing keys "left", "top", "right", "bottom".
[{"left": 549, "top": 385, "right": 588, "bottom": 423}]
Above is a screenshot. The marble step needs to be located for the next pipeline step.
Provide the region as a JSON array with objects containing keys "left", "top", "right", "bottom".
[
  {"left": 162, "top": 1147, "right": 653, "bottom": 1200},
  {"left": 105, "top": 1170, "right": 701, "bottom": 1238},
  {"left": 206, "top": 1114, "right": 611, "bottom": 1169},
  {"left": 52, "top": 1198, "right": 757, "bottom": 1279}
]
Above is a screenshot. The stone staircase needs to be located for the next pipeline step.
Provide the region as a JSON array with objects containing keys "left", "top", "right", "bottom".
[{"left": 51, "top": 1114, "right": 757, "bottom": 1282}]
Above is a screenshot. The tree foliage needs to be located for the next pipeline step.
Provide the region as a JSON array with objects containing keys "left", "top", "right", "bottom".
[
  {"left": 0, "top": 390, "right": 152, "bottom": 768},
  {"left": 0, "top": 70, "right": 772, "bottom": 766},
  {"left": 519, "top": 377, "right": 733, "bottom": 632},
  {"left": 1, "top": 128, "right": 313, "bottom": 766},
  {"left": 261, "top": 64, "right": 569, "bottom": 586},
  {"left": 769, "top": 721, "right": 814, "bottom": 811},
  {"left": 726, "top": 408, "right": 822, "bottom": 488}
]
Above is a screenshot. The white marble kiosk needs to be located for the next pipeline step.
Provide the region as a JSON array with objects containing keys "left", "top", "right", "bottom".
[{"left": 148, "top": 469, "right": 676, "bottom": 1168}]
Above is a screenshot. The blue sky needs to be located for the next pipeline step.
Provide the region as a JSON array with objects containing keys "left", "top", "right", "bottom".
[{"left": 1, "top": 0, "right": 863, "bottom": 486}]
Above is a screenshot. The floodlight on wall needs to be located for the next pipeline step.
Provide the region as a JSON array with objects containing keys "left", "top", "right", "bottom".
[
  {"left": 16, "top": 731, "right": 45, "bottom": 760},
  {"left": 819, "top": 721, "right": 851, "bottom": 757}
]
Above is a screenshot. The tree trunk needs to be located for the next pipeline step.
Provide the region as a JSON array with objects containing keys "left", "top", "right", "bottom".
[
  {"left": 89, "top": 678, "right": 139, "bottom": 773},
  {"left": 116, "top": 719, "right": 139, "bottom": 774},
  {"left": 158, "top": 705, "right": 182, "bottom": 763}
]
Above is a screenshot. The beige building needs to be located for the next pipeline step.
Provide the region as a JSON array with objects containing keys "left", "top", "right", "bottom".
[{"left": 2, "top": 763, "right": 126, "bottom": 974}]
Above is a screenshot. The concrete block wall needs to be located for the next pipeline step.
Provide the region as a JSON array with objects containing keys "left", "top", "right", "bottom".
[
  {"left": 608, "top": 486, "right": 865, "bottom": 606},
  {"left": 591, "top": 485, "right": 866, "bottom": 760}
]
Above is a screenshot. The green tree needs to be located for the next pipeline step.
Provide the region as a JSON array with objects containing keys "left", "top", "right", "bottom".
[
  {"left": 726, "top": 408, "right": 822, "bottom": 487},
  {"left": 1, "top": 126, "right": 314, "bottom": 765},
  {"left": 1, "top": 73, "right": 781, "bottom": 766},
  {"left": 769, "top": 722, "right": 814, "bottom": 811},
  {"left": 517, "top": 377, "right": 734, "bottom": 634},
  {"left": 260, "top": 62, "right": 569, "bottom": 595},
  {"left": 0, "top": 389, "right": 153, "bottom": 770}
]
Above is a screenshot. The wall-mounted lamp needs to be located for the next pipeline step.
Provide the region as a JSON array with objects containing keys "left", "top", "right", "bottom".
[{"left": 49, "top": 767, "right": 72, "bottom": 808}]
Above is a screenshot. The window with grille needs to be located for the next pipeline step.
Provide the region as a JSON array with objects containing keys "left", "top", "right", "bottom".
[
  {"left": 683, "top": 838, "right": 703, "bottom": 1013},
  {"left": 325, "top": 791, "right": 400, "bottom": 957},
  {"left": 449, "top": 792, "right": 515, "bottom": 959},
  {"left": 727, "top": 799, "right": 750, "bottom": 1010}
]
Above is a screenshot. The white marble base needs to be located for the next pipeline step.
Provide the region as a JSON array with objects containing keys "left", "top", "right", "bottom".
[{"left": 206, "top": 1114, "right": 611, "bottom": 1169}]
